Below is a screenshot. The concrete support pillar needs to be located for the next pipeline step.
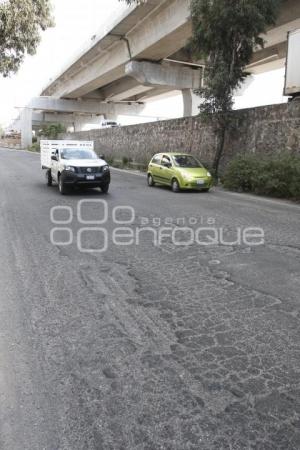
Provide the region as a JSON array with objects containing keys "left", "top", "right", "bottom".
[
  {"left": 20, "top": 108, "right": 33, "bottom": 148},
  {"left": 73, "top": 120, "right": 84, "bottom": 132},
  {"left": 182, "top": 89, "right": 193, "bottom": 117}
]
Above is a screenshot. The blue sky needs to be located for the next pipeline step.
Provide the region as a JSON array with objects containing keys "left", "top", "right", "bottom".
[{"left": 0, "top": 0, "right": 287, "bottom": 128}]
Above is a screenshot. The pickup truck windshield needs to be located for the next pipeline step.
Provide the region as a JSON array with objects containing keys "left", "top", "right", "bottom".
[
  {"left": 173, "top": 155, "right": 203, "bottom": 168},
  {"left": 60, "top": 148, "right": 98, "bottom": 160}
]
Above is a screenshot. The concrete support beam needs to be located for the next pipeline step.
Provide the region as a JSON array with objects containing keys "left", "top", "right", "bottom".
[
  {"left": 82, "top": 90, "right": 104, "bottom": 100},
  {"left": 125, "top": 61, "right": 201, "bottom": 90},
  {"left": 262, "top": 18, "right": 300, "bottom": 49},
  {"left": 32, "top": 112, "right": 102, "bottom": 124},
  {"left": 28, "top": 97, "right": 175, "bottom": 120},
  {"left": 99, "top": 60, "right": 202, "bottom": 102},
  {"left": 247, "top": 42, "right": 287, "bottom": 74},
  {"left": 27, "top": 97, "right": 145, "bottom": 117},
  {"left": 20, "top": 108, "right": 32, "bottom": 148},
  {"left": 101, "top": 77, "right": 152, "bottom": 101},
  {"left": 31, "top": 112, "right": 104, "bottom": 133},
  {"left": 128, "top": 87, "right": 177, "bottom": 102}
]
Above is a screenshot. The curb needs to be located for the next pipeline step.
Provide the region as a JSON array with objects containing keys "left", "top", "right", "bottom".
[
  {"left": 0, "top": 147, "right": 40, "bottom": 155},
  {"left": 110, "top": 167, "right": 146, "bottom": 178}
]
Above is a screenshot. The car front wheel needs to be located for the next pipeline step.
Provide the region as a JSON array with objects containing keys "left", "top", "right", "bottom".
[
  {"left": 148, "top": 174, "right": 155, "bottom": 187},
  {"left": 171, "top": 178, "right": 180, "bottom": 193}
]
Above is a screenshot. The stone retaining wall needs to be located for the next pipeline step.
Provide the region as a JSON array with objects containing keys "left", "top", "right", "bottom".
[{"left": 60, "top": 102, "right": 300, "bottom": 170}]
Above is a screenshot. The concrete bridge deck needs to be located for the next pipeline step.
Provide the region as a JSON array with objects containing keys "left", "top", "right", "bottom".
[{"left": 18, "top": 0, "right": 300, "bottom": 147}]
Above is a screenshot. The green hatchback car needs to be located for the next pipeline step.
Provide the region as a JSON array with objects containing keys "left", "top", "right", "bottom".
[{"left": 147, "top": 153, "right": 213, "bottom": 192}]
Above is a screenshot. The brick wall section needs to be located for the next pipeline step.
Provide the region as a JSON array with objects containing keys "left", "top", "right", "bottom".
[{"left": 60, "top": 102, "right": 300, "bottom": 170}]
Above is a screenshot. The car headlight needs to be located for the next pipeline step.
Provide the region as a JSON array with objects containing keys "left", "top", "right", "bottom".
[
  {"left": 64, "top": 166, "right": 75, "bottom": 172},
  {"left": 103, "top": 165, "right": 109, "bottom": 172},
  {"left": 207, "top": 171, "right": 212, "bottom": 177}
]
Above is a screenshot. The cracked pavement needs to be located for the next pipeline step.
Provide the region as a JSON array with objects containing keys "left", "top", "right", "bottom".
[{"left": 0, "top": 148, "right": 299, "bottom": 449}]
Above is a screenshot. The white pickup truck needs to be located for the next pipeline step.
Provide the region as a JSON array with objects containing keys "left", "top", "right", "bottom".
[{"left": 40, "top": 140, "right": 110, "bottom": 195}]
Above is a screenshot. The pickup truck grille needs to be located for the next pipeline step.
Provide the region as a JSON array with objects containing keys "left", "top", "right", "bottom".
[{"left": 76, "top": 167, "right": 103, "bottom": 174}]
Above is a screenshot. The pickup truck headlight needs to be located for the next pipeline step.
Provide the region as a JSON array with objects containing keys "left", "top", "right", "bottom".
[
  {"left": 207, "top": 171, "right": 212, "bottom": 177},
  {"left": 64, "top": 166, "right": 76, "bottom": 172},
  {"left": 103, "top": 165, "right": 109, "bottom": 172}
]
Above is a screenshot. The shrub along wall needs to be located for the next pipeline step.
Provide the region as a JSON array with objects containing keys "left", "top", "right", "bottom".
[
  {"left": 60, "top": 102, "right": 300, "bottom": 172},
  {"left": 223, "top": 153, "right": 300, "bottom": 198}
]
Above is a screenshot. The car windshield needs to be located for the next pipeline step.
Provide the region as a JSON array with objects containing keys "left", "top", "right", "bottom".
[
  {"left": 60, "top": 148, "right": 98, "bottom": 160},
  {"left": 173, "top": 155, "right": 202, "bottom": 168}
]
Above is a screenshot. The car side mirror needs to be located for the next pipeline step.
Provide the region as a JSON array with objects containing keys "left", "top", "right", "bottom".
[
  {"left": 163, "top": 162, "right": 171, "bottom": 168},
  {"left": 99, "top": 154, "right": 105, "bottom": 160},
  {"left": 51, "top": 155, "right": 58, "bottom": 161}
]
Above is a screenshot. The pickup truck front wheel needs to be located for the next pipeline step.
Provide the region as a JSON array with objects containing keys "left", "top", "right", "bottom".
[
  {"left": 46, "top": 169, "right": 52, "bottom": 186},
  {"left": 58, "top": 175, "right": 68, "bottom": 195},
  {"left": 101, "top": 183, "right": 109, "bottom": 194}
]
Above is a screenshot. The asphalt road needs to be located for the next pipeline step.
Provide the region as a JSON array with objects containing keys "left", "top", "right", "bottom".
[{"left": 0, "top": 147, "right": 299, "bottom": 450}]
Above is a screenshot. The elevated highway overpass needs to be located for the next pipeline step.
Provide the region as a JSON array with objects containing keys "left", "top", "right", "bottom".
[{"left": 20, "top": 0, "right": 300, "bottom": 147}]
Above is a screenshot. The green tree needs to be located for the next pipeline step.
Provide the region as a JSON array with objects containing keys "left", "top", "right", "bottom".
[
  {"left": 0, "top": 0, "right": 53, "bottom": 76},
  {"left": 39, "top": 123, "right": 66, "bottom": 139},
  {"left": 191, "top": 0, "right": 282, "bottom": 175},
  {"left": 120, "top": 0, "right": 282, "bottom": 176}
]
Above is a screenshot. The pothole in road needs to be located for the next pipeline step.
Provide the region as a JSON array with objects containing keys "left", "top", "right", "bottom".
[{"left": 208, "top": 260, "right": 221, "bottom": 266}]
